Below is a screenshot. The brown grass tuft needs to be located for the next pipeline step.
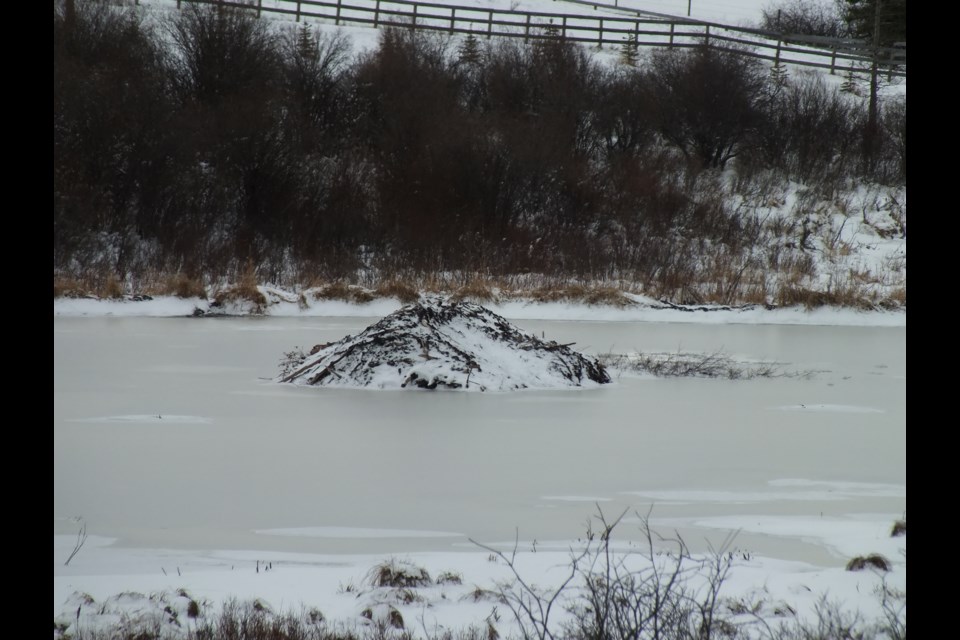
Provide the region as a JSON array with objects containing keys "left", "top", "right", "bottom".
[
  {"left": 435, "top": 571, "right": 463, "bottom": 585},
  {"left": 451, "top": 279, "right": 497, "bottom": 303},
  {"left": 313, "top": 281, "right": 354, "bottom": 301},
  {"left": 845, "top": 553, "right": 891, "bottom": 572},
  {"left": 890, "top": 519, "right": 906, "bottom": 537},
  {"left": 375, "top": 280, "right": 420, "bottom": 304},
  {"left": 101, "top": 273, "right": 125, "bottom": 299},
  {"left": 213, "top": 263, "right": 266, "bottom": 311},
  {"left": 54, "top": 276, "right": 89, "bottom": 298},
  {"left": 312, "top": 281, "right": 376, "bottom": 304},
  {"left": 529, "top": 284, "right": 632, "bottom": 307},
  {"left": 365, "top": 559, "right": 431, "bottom": 588},
  {"left": 164, "top": 273, "right": 207, "bottom": 299},
  {"left": 774, "top": 283, "right": 874, "bottom": 310}
]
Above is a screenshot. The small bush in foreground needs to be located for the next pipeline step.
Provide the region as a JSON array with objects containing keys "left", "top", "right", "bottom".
[
  {"left": 436, "top": 571, "right": 464, "bottom": 585},
  {"left": 365, "top": 558, "right": 431, "bottom": 589},
  {"left": 472, "top": 507, "right": 739, "bottom": 640}
]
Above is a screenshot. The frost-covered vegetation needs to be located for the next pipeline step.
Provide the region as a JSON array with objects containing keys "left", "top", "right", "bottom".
[
  {"left": 53, "top": 511, "right": 906, "bottom": 640},
  {"left": 54, "top": 0, "right": 905, "bottom": 308}
]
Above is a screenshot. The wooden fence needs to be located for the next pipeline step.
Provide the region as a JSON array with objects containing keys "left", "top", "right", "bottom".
[{"left": 164, "top": 0, "right": 906, "bottom": 78}]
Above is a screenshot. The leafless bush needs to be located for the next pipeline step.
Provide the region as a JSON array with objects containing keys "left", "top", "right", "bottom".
[
  {"left": 64, "top": 518, "right": 89, "bottom": 566},
  {"left": 599, "top": 350, "right": 799, "bottom": 380},
  {"left": 647, "top": 45, "right": 769, "bottom": 170},
  {"left": 759, "top": 0, "right": 847, "bottom": 37},
  {"left": 753, "top": 595, "right": 865, "bottom": 640},
  {"left": 471, "top": 508, "right": 738, "bottom": 640}
]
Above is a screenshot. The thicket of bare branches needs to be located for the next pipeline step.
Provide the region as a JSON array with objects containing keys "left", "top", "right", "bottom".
[{"left": 54, "top": 0, "right": 906, "bottom": 293}]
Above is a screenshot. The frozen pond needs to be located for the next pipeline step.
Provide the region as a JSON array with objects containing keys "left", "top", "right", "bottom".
[{"left": 54, "top": 316, "right": 905, "bottom": 566}]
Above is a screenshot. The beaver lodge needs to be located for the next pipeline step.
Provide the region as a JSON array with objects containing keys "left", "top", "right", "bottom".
[{"left": 278, "top": 298, "right": 610, "bottom": 391}]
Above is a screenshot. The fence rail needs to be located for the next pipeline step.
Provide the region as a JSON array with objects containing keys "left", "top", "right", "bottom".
[{"left": 164, "top": 0, "right": 906, "bottom": 78}]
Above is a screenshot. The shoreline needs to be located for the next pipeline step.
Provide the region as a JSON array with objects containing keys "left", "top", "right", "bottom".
[{"left": 54, "top": 293, "right": 906, "bottom": 327}]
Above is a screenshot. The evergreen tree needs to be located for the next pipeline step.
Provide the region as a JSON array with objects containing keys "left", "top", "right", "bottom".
[
  {"left": 770, "top": 60, "right": 789, "bottom": 89},
  {"left": 296, "top": 22, "right": 317, "bottom": 62},
  {"left": 843, "top": 0, "right": 906, "bottom": 46},
  {"left": 458, "top": 32, "right": 482, "bottom": 66},
  {"left": 840, "top": 67, "right": 859, "bottom": 95},
  {"left": 619, "top": 34, "right": 638, "bottom": 67}
]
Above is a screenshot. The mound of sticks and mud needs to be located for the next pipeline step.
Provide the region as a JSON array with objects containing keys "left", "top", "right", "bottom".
[{"left": 278, "top": 298, "right": 610, "bottom": 391}]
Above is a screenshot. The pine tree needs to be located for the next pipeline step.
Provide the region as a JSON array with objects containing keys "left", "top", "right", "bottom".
[
  {"left": 458, "top": 32, "right": 482, "bottom": 66},
  {"left": 843, "top": 0, "right": 906, "bottom": 46},
  {"left": 296, "top": 22, "right": 317, "bottom": 62},
  {"left": 770, "top": 60, "right": 789, "bottom": 89},
  {"left": 840, "top": 67, "right": 859, "bottom": 95},
  {"left": 619, "top": 34, "right": 638, "bottom": 67}
]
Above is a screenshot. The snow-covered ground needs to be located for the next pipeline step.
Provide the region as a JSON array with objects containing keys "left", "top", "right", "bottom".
[{"left": 54, "top": 514, "right": 905, "bottom": 638}]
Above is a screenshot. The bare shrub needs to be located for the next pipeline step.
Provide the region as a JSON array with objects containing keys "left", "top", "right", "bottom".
[
  {"left": 759, "top": 0, "right": 848, "bottom": 37},
  {"left": 64, "top": 518, "right": 89, "bottom": 566},
  {"left": 648, "top": 45, "right": 769, "bottom": 170},
  {"left": 755, "top": 595, "right": 866, "bottom": 640},
  {"left": 600, "top": 350, "right": 795, "bottom": 379},
  {"left": 165, "top": 1, "right": 282, "bottom": 105},
  {"left": 471, "top": 508, "right": 737, "bottom": 640}
]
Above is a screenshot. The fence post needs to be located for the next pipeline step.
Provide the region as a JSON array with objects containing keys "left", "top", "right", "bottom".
[
  {"left": 669, "top": 22, "right": 674, "bottom": 47},
  {"left": 525, "top": 14, "right": 531, "bottom": 42},
  {"left": 598, "top": 18, "right": 603, "bottom": 47},
  {"left": 775, "top": 39, "right": 781, "bottom": 65},
  {"left": 411, "top": 4, "right": 417, "bottom": 29},
  {"left": 561, "top": 15, "right": 567, "bottom": 39},
  {"left": 296, "top": 0, "right": 301, "bottom": 23},
  {"left": 374, "top": 0, "right": 380, "bottom": 28},
  {"left": 487, "top": 10, "right": 493, "bottom": 38},
  {"left": 450, "top": 8, "right": 456, "bottom": 33},
  {"left": 830, "top": 49, "right": 836, "bottom": 74},
  {"left": 704, "top": 24, "right": 710, "bottom": 46},
  {"left": 257, "top": 0, "right": 261, "bottom": 18},
  {"left": 335, "top": 0, "right": 341, "bottom": 26},
  {"left": 177, "top": 0, "right": 181, "bottom": 8}
]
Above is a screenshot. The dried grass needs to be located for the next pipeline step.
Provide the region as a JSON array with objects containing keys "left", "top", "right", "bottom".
[
  {"left": 845, "top": 553, "right": 891, "bottom": 572},
  {"left": 364, "top": 559, "right": 431, "bottom": 589},
  {"left": 164, "top": 273, "right": 207, "bottom": 299},
  {"left": 374, "top": 280, "right": 420, "bottom": 304}
]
